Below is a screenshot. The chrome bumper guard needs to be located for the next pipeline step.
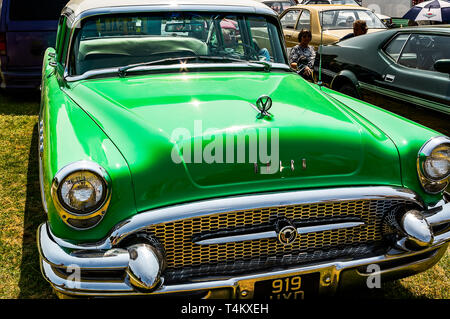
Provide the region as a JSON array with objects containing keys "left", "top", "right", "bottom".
[{"left": 37, "top": 188, "right": 450, "bottom": 298}]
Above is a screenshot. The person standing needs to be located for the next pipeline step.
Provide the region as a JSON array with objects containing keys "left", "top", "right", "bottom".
[{"left": 289, "top": 29, "right": 316, "bottom": 81}]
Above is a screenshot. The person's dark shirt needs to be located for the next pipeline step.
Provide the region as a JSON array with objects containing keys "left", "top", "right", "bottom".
[{"left": 341, "top": 33, "right": 355, "bottom": 41}]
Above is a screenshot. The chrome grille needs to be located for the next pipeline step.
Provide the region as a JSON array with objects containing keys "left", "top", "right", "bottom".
[{"left": 148, "top": 199, "right": 406, "bottom": 271}]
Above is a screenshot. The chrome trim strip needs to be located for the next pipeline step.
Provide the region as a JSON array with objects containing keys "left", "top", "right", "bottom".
[
  {"left": 297, "top": 221, "right": 365, "bottom": 234},
  {"left": 195, "top": 231, "right": 277, "bottom": 245},
  {"left": 194, "top": 221, "right": 365, "bottom": 245},
  {"left": 70, "top": 5, "right": 278, "bottom": 27},
  {"left": 426, "top": 203, "right": 450, "bottom": 227},
  {"left": 359, "top": 81, "right": 450, "bottom": 115},
  {"left": 38, "top": 119, "right": 48, "bottom": 214},
  {"left": 47, "top": 186, "right": 423, "bottom": 251},
  {"left": 434, "top": 232, "right": 450, "bottom": 246}
]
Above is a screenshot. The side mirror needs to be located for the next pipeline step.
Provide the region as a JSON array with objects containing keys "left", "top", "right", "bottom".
[{"left": 434, "top": 59, "right": 450, "bottom": 74}]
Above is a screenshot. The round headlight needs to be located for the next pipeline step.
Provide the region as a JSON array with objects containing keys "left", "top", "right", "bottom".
[
  {"left": 59, "top": 170, "right": 107, "bottom": 214},
  {"left": 51, "top": 161, "right": 111, "bottom": 229},
  {"left": 417, "top": 137, "right": 450, "bottom": 194},
  {"left": 423, "top": 145, "right": 450, "bottom": 181}
]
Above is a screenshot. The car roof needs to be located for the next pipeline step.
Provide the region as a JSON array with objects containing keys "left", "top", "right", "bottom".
[
  {"left": 289, "top": 4, "right": 364, "bottom": 11},
  {"left": 398, "top": 25, "right": 450, "bottom": 32},
  {"left": 65, "top": 0, "right": 273, "bottom": 18},
  {"left": 337, "top": 25, "right": 450, "bottom": 49}
]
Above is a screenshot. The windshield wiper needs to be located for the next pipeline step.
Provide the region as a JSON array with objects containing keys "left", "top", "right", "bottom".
[
  {"left": 118, "top": 56, "right": 198, "bottom": 77},
  {"left": 198, "top": 55, "right": 272, "bottom": 72},
  {"left": 118, "top": 55, "right": 272, "bottom": 77},
  {"left": 247, "top": 59, "right": 272, "bottom": 72}
]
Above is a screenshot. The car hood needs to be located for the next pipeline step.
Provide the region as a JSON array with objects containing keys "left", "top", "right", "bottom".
[{"left": 66, "top": 71, "right": 402, "bottom": 212}]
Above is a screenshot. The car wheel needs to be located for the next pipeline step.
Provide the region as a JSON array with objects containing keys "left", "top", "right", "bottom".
[{"left": 338, "top": 84, "right": 359, "bottom": 99}]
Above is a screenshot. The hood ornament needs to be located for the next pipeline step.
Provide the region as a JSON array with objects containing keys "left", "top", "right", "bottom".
[{"left": 253, "top": 95, "right": 273, "bottom": 119}]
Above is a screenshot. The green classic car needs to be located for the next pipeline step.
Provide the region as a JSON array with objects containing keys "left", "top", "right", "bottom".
[{"left": 38, "top": 0, "right": 450, "bottom": 298}]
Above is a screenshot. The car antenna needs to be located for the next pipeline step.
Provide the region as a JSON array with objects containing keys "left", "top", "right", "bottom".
[{"left": 317, "top": 11, "right": 324, "bottom": 88}]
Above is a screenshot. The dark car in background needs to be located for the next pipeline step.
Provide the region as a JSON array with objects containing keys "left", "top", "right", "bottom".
[
  {"left": 0, "top": 0, "right": 67, "bottom": 89},
  {"left": 315, "top": 26, "right": 450, "bottom": 115}
]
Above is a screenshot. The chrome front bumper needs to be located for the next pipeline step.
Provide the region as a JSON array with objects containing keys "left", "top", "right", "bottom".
[{"left": 37, "top": 187, "right": 450, "bottom": 298}]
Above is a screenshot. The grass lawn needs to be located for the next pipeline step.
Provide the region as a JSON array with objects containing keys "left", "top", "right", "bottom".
[{"left": 0, "top": 90, "right": 448, "bottom": 299}]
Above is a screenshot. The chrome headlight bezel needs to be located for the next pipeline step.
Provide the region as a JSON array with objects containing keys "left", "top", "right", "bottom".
[
  {"left": 417, "top": 136, "right": 450, "bottom": 194},
  {"left": 51, "top": 161, "right": 112, "bottom": 230}
]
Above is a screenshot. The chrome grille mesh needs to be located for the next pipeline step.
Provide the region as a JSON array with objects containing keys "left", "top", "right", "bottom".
[{"left": 148, "top": 199, "right": 406, "bottom": 270}]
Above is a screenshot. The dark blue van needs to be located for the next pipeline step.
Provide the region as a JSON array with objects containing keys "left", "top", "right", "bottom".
[{"left": 0, "top": 0, "right": 67, "bottom": 89}]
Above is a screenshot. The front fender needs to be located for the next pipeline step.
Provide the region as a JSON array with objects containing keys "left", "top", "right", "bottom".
[
  {"left": 322, "top": 87, "right": 445, "bottom": 207},
  {"left": 40, "top": 72, "right": 137, "bottom": 242}
]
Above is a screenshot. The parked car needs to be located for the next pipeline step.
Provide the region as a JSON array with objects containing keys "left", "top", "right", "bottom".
[
  {"left": 0, "top": 0, "right": 67, "bottom": 89},
  {"left": 38, "top": 0, "right": 449, "bottom": 298},
  {"left": 315, "top": 26, "right": 450, "bottom": 115},
  {"left": 256, "top": 0, "right": 297, "bottom": 14},
  {"left": 299, "top": 0, "right": 393, "bottom": 26},
  {"left": 279, "top": 4, "right": 387, "bottom": 50}
]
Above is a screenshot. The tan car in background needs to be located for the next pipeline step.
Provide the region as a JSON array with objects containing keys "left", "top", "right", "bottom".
[{"left": 279, "top": 5, "right": 387, "bottom": 50}]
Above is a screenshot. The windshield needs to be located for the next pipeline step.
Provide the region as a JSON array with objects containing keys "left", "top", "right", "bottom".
[
  {"left": 320, "top": 9, "right": 386, "bottom": 30},
  {"left": 70, "top": 12, "right": 286, "bottom": 76}
]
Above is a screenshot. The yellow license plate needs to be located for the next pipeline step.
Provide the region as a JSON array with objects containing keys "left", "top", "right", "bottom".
[{"left": 253, "top": 273, "right": 320, "bottom": 300}]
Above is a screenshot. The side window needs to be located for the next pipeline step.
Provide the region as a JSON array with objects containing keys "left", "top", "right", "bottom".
[
  {"left": 296, "top": 10, "right": 311, "bottom": 30},
  {"left": 384, "top": 33, "right": 410, "bottom": 61},
  {"left": 337, "top": 11, "right": 357, "bottom": 28},
  {"left": 280, "top": 9, "right": 300, "bottom": 29},
  {"left": 397, "top": 34, "right": 450, "bottom": 71}
]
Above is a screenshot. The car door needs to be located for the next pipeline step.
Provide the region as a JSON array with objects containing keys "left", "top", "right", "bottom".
[
  {"left": 280, "top": 9, "right": 301, "bottom": 48},
  {"left": 380, "top": 32, "right": 450, "bottom": 114}
]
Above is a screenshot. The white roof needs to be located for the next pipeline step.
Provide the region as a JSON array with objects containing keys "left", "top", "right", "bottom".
[{"left": 65, "top": 0, "right": 273, "bottom": 19}]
